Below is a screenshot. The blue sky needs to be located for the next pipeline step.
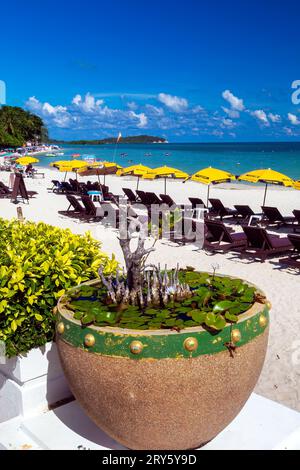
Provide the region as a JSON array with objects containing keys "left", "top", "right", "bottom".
[{"left": 1, "top": 0, "right": 300, "bottom": 141}]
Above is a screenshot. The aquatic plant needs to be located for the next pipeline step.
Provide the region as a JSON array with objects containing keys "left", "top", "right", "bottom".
[{"left": 65, "top": 219, "right": 265, "bottom": 331}]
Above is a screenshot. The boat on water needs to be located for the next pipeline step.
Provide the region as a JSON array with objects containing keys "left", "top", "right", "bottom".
[{"left": 144, "top": 152, "right": 152, "bottom": 157}]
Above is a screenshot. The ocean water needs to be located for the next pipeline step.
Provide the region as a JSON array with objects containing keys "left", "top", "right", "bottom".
[{"left": 39, "top": 142, "right": 300, "bottom": 179}]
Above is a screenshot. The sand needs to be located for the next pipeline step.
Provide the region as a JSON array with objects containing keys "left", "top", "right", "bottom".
[{"left": 1, "top": 168, "right": 300, "bottom": 412}]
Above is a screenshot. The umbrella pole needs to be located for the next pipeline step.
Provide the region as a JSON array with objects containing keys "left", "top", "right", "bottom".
[
  {"left": 164, "top": 177, "right": 166, "bottom": 195},
  {"left": 137, "top": 176, "right": 140, "bottom": 190},
  {"left": 207, "top": 184, "right": 210, "bottom": 207},
  {"left": 263, "top": 183, "right": 268, "bottom": 206},
  {"left": 104, "top": 174, "right": 106, "bottom": 186},
  {"left": 64, "top": 172, "right": 67, "bottom": 182}
]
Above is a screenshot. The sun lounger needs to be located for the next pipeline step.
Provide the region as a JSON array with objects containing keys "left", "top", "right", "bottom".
[
  {"left": 123, "top": 187, "right": 137, "bottom": 203},
  {"left": 66, "top": 195, "right": 86, "bottom": 213},
  {"left": 279, "top": 234, "right": 300, "bottom": 269},
  {"left": 204, "top": 220, "right": 247, "bottom": 252},
  {"left": 241, "top": 226, "right": 293, "bottom": 262},
  {"left": 261, "top": 206, "right": 295, "bottom": 228},
  {"left": 145, "top": 192, "right": 162, "bottom": 205},
  {"left": 208, "top": 198, "right": 238, "bottom": 220},
  {"left": 234, "top": 205, "right": 260, "bottom": 224},
  {"left": 136, "top": 190, "right": 148, "bottom": 206},
  {"left": 189, "top": 197, "right": 206, "bottom": 208},
  {"left": 292, "top": 210, "right": 300, "bottom": 233}
]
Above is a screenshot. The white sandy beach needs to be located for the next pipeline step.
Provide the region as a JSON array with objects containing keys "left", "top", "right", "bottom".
[{"left": 1, "top": 168, "right": 300, "bottom": 412}]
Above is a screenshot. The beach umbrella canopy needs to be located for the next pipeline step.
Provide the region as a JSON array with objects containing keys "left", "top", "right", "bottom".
[
  {"left": 294, "top": 180, "right": 300, "bottom": 190},
  {"left": 118, "top": 164, "right": 152, "bottom": 189},
  {"left": 16, "top": 156, "right": 39, "bottom": 165},
  {"left": 88, "top": 161, "right": 122, "bottom": 169},
  {"left": 142, "top": 165, "right": 188, "bottom": 194},
  {"left": 185, "top": 166, "right": 236, "bottom": 205},
  {"left": 50, "top": 160, "right": 87, "bottom": 180},
  {"left": 78, "top": 163, "right": 120, "bottom": 184},
  {"left": 238, "top": 168, "right": 294, "bottom": 206}
]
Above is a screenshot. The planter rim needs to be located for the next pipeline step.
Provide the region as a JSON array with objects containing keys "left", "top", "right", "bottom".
[
  {"left": 57, "top": 274, "right": 268, "bottom": 336},
  {"left": 56, "top": 272, "right": 270, "bottom": 359}
]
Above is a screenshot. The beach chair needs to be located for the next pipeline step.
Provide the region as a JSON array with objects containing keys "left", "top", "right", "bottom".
[
  {"left": 208, "top": 198, "right": 238, "bottom": 220},
  {"left": 66, "top": 195, "right": 86, "bottom": 213},
  {"left": 123, "top": 188, "right": 137, "bottom": 203},
  {"left": 292, "top": 210, "right": 300, "bottom": 233},
  {"left": 189, "top": 197, "right": 206, "bottom": 208},
  {"left": 0, "top": 181, "right": 11, "bottom": 198},
  {"left": 261, "top": 206, "right": 296, "bottom": 228},
  {"left": 58, "top": 195, "right": 88, "bottom": 219},
  {"left": 234, "top": 205, "right": 261, "bottom": 224},
  {"left": 241, "top": 226, "right": 293, "bottom": 262},
  {"left": 100, "top": 184, "right": 117, "bottom": 202},
  {"left": 279, "top": 234, "right": 300, "bottom": 269},
  {"left": 145, "top": 192, "right": 162, "bottom": 205},
  {"left": 136, "top": 190, "right": 148, "bottom": 205},
  {"left": 159, "top": 194, "right": 177, "bottom": 207},
  {"left": 51, "top": 180, "right": 62, "bottom": 192},
  {"left": 204, "top": 220, "right": 247, "bottom": 252}
]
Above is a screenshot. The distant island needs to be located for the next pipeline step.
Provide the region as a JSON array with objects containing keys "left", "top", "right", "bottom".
[{"left": 50, "top": 135, "right": 167, "bottom": 145}]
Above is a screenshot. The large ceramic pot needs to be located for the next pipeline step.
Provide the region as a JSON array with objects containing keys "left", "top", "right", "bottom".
[{"left": 56, "top": 275, "right": 270, "bottom": 450}]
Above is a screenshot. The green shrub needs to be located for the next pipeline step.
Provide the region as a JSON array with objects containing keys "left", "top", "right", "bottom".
[{"left": 0, "top": 218, "right": 117, "bottom": 357}]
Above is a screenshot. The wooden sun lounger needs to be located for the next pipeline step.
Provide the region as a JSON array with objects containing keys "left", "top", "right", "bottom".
[
  {"left": 280, "top": 234, "right": 300, "bottom": 269},
  {"left": 261, "top": 206, "right": 296, "bottom": 228},
  {"left": 204, "top": 220, "right": 247, "bottom": 252},
  {"left": 209, "top": 198, "right": 238, "bottom": 220},
  {"left": 241, "top": 226, "right": 293, "bottom": 262}
]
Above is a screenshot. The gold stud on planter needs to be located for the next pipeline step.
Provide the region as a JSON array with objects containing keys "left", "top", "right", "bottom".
[
  {"left": 57, "top": 322, "right": 65, "bottom": 334},
  {"left": 265, "top": 301, "right": 272, "bottom": 310},
  {"left": 259, "top": 314, "right": 268, "bottom": 328},
  {"left": 231, "top": 329, "right": 241, "bottom": 343},
  {"left": 130, "top": 340, "right": 143, "bottom": 355},
  {"left": 84, "top": 334, "right": 95, "bottom": 348},
  {"left": 184, "top": 337, "right": 198, "bottom": 352}
]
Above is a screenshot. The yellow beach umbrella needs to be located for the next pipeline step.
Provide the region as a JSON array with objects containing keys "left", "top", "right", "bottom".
[
  {"left": 294, "top": 180, "right": 300, "bottom": 190},
  {"left": 143, "top": 165, "right": 188, "bottom": 194},
  {"left": 50, "top": 159, "right": 87, "bottom": 169},
  {"left": 118, "top": 164, "right": 152, "bottom": 189},
  {"left": 50, "top": 160, "right": 88, "bottom": 180},
  {"left": 238, "top": 168, "right": 294, "bottom": 206},
  {"left": 186, "top": 166, "right": 236, "bottom": 205},
  {"left": 88, "top": 160, "right": 122, "bottom": 169},
  {"left": 16, "top": 156, "right": 39, "bottom": 165}
]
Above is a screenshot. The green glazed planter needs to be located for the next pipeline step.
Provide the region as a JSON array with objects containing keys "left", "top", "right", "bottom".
[{"left": 56, "top": 275, "right": 270, "bottom": 450}]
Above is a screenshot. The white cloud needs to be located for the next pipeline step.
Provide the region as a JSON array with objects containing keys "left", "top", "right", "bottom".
[
  {"left": 222, "top": 90, "right": 245, "bottom": 111},
  {"left": 288, "top": 113, "right": 300, "bottom": 125},
  {"left": 250, "top": 109, "right": 269, "bottom": 126},
  {"left": 42, "top": 102, "right": 67, "bottom": 115},
  {"left": 127, "top": 101, "right": 138, "bottom": 110},
  {"left": 268, "top": 113, "right": 281, "bottom": 123},
  {"left": 158, "top": 93, "right": 188, "bottom": 112},
  {"left": 72, "top": 94, "right": 82, "bottom": 105},
  {"left": 222, "top": 106, "right": 240, "bottom": 118},
  {"left": 72, "top": 93, "right": 104, "bottom": 112},
  {"left": 145, "top": 104, "right": 164, "bottom": 116},
  {"left": 26, "top": 96, "right": 70, "bottom": 128},
  {"left": 129, "top": 111, "right": 148, "bottom": 128},
  {"left": 221, "top": 118, "right": 236, "bottom": 128}
]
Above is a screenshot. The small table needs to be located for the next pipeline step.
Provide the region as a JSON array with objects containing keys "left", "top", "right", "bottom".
[{"left": 87, "top": 191, "right": 102, "bottom": 202}]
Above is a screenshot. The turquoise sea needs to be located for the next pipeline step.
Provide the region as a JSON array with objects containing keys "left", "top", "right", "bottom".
[{"left": 39, "top": 142, "right": 300, "bottom": 180}]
